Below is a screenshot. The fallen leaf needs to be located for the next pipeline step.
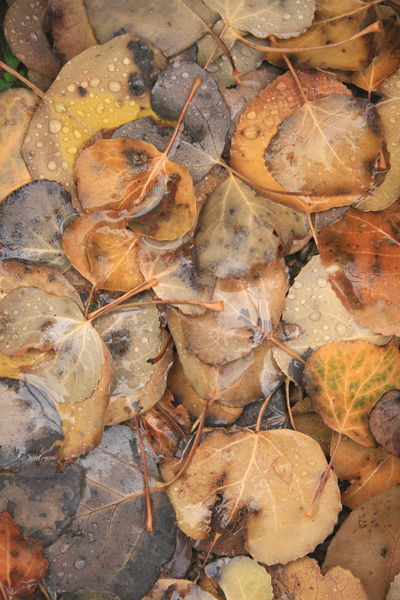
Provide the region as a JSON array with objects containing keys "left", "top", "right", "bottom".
[
  {"left": 0, "top": 378, "right": 62, "bottom": 468},
  {"left": 323, "top": 484, "right": 400, "bottom": 600},
  {"left": 0, "top": 460, "right": 84, "bottom": 545},
  {"left": 151, "top": 62, "right": 230, "bottom": 176},
  {"left": 293, "top": 412, "right": 332, "bottom": 456},
  {"left": 230, "top": 70, "right": 382, "bottom": 212},
  {"left": 265, "top": 0, "right": 376, "bottom": 70},
  {"left": 234, "top": 387, "right": 290, "bottom": 430},
  {"left": 142, "top": 578, "right": 218, "bottom": 599},
  {"left": 62, "top": 212, "right": 144, "bottom": 292},
  {"left": 387, "top": 573, "right": 400, "bottom": 600},
  {"left": 272, "top": 256, "right": 387, "bottom": 386},
  {"left": 0, "top": 180, "right": 77, "bottom": 270},
  {"left": 270, "top": 556, "right": 367, "bottom": 600},
  {"left": 357, "top": 66, "right": 400, "bottom": 211},
  {"left": 0, "top": 89, "right": 39, "bottom": 201},
  {"left": 93, "top": 301, "right": 173, "bottom": 423},
  {"left": 83, "top": 0, "right": 215, "bottom": 57},
  {"left": 51, "top": 0, "right": 97, "bottom": 62},
  {"left": 304, "top": 341, "right": 400, "bottom": 446},
  {"left": 23, "top": 34, "right": 165, "bottom": 195},
  {"left": 60, "top": 591, "right": 120, "bottom": 600},
  {"left": 369, "top": 390, "right": 400, "bottom": 457},
  {"left": 319, "top": 203, "right": 400, "bottom": 336},
  {"left": 0, "top": 287, "right": 112, "bottom": 460},
  {"left": 161, "top": 429, "right": 340, "bottom": 565},
  {"left": 0, "top": 511, "right": 48, "bottom": 597},
  {"left": 45, "top": 425, "right": 176, "bottom": 600},
  {"left": 202, "top": 0, "right": 315, "bottom": 38},
  {"left": 206, "top": 556, "right": 273, "bottom": 600},
  {"left": 331, "top": 433, "right": 400, "bottom": 508},
  {"left": 4, "top": 0, "right": 61, "bottom": 78}
]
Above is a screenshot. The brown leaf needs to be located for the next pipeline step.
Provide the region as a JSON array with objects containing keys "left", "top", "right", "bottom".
[
  {"left": 0, "top": 512, "right": 48, "bottom": 597},
  {"left": 142, "top": 578, "right": 218, "bottom": 599},
  {"left": 323, "top": 484, "right": 400, "bottom": 600},
  {"left": 319, "top": 203, "right": 400, "bottom": 336},
  {"left": 0, "top": 89, "right": 39, "bottom": 201},
  {"left": 51, "top": 0, "right": 97, "bottom": 62},
  {"left": 369, "top": 390, "right": 400, "bottom": 457},
  {"left": 161, "top": 429, "right": 341, "bottom": 565},
  {"left": 331, "top": 433, "right": 400, "bottom": 508},
  {"left": 271, "top": 557, "right": 367, "bottom": 600}
]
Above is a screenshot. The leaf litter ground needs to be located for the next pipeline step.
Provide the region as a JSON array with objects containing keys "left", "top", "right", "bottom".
[{"left": 1, "top": 1, "right": 400, "bottom": 599}]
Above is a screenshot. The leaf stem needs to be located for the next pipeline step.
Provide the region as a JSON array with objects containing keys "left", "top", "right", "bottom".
[
  {"left": 0, "top": 61, "right": 44, "bottom": 98},
  {"left": 86, "top": 278, "right": 158, "bottom": 321},
  {"left": 285, "top": 378, "right": 296, "bottom": 430},
  {"left": 255, "top": 393, "right": 272, "bottom": 433},
  {"left": 304, "top": 432, "right": 342, "bottom": 518},
  {"left": 163, "top": 77, "right": 202, "bottom": 157},
  {"left": 107, "top": 298, "right": 224, "bottom": 313},
  {"left": 269, "top": 335, "right": 305, "bottom": 364},
  {"left": 133, "top": 415, "right": 153, "bottom": 532}
]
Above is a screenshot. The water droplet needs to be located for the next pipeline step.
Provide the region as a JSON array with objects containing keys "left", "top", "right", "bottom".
[
  {"left": 73, "top": 130, "right": 82, "bottom": 139},
  {"left": 122, "top": 57, "right": 130, "bottom": 65},
  {"left": 181, "top": 72, "right": 190, "bottom": 79},
  {"left": 282, "top": 12, "right": 292, "bottom": 20},
  {"left": 243, "top": 125, "right": 260, "bottom": 140},
  {"left": 60, "top": 543, "right": 69, "bottom": 553},
  {"left": 30, "top": 32, "right": 38, "bottom": 42},
  {"left": 88, "top": 532, "right": 96, "bottom": 543},
  {"left": 107, "top": 62, "right": 116, "bottom": 72},
  {"left": 277, "top": 81, "right": 286, "bottom": 91},
  {"left": 294, "top": 281, "right": 303, "bottom": 289},
  {"left": 67, "top": 84, "right": 76, "bottom": 93},
  {"left": 67, "top": 146, "right": 77, "bottom": 155},
  {"left": 89, "top": 77, "right": 100, "bottom": 87},
  {"left": 74, "top": 557, "right": 87, "bottom": 570},
  {"left": 272, "top": 456, "right": 293, "bottom": 485},
  {"left": 108, "top": 81, "right": 121, "bottom": 92},
  {"left": 317, "top": 278, "right": 327, "bottom": 288},
  {"left": 96, "top": 103, "right": 105, "bottom": 114},
  {"left": 335, "top": 323, "right": 347, "bottom": 336},
  {"left": 47, "top": 160, "right": 57, "bottom": 172},
  {"left": 246, "top": 111, "right": 257, "bottom": 120}
]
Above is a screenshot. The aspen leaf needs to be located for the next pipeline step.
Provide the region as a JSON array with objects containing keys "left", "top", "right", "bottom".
[
  {"left": 323, "top": 485, "right": 400, "bottom": 600},
  {"left": 51, "top": 0, "right": 97, "bottom": 62},
  {"left": 142, "top": 579, "right": 218, "bottom": 599},
  {"left": 388, "top": 574, "right": 400, "bottom": 600},
  {"left": 304, "top": 341, "right": 400, "bottom": 446},
  {"left": 206, "top": 556, "right": 273, "bottom": 600},
  {"left": 161, "top": 429, "right": 341, "bottom": 565},
  {"left": 369, "top": 390, "right": 400, "bottom": 457}
]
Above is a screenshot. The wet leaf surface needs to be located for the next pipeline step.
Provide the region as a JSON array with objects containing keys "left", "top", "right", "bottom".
[
  {"left": 161, "top": 429, "right": 340, "bottom": 565},
  {"left": 304, "top": 341, "right": 400, "bottom": 446},
  {"left": 369, "top": 389, "right": 400, "bottom": 457},
  {"left": 45, "top": 426, "right": 176, "bottom": 600},
  {"left": 323, "top": 484, "right": 400, "bottom": 600}
]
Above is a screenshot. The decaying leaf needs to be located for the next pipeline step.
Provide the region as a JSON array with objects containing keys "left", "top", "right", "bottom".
[
  {"left": 206, "top": 556, "right": 273, "bottom": 600},
  {"left": 235, "top": 387, "right": 290, "bottom": 431},
  {"left": 63, "top": 212, "right": 144, "bottom": 291},
  {"left": 0, "top": 460, "right": 84, "bottom": 545},
  {"left": 331, "top": 433, "right": 400, "bottom": 509},
  {"left": 83, "top": 0, "right": 215, "bottom": 56},
  {"left": 265, "top": 0, "right": 376, "bottom": 70},
  {"left": 0, "top": 287, "right": 112, "bottom": 460},
  {"left": 231, "top": 70, "right": 382, "bottom": 212},
  {"left": 23, "top": 34, "right": 165, "bottom": 195},
  {"left": 45, "top": 426, "right": 176, "bottom": 600},
  {"left": 323, "top": 484, "right": 400, "bottom": 600},
  {"left": 142, "top": 578, "right": 218, "bottom": 599},
  {"left": 151, "top": 62, "right": 230, "bottom": 176},
  {"left": 387, "top": 573, "right": 400, "bottom": 600},
  {"left": 161, "top": 429, "right": 340, "bottom": 565},
  {"left": 0, "top": 511, "right": 48, "bottom": 597},
  {"left": 369, "top": 389, "right": 400, "bottom": 457},
  {"left": 94, "top": 301, "right": 173, "bottom": 423},
  {"left": 202, "top": 0, "right": 315, "bottom": 39},
  {"left": 0, "top": 180, "right": 77, "bottom": 270},
  {"left": 0, "top": 89, "right": 39, "bottom": 201},
  {"left": 272, "top": 256, "right": 387, "bottom": 385},
  {"left": 0, "top": 378, "right": 62, "bottom": 468},
  {"left": 357, "top": 66, "right": 400, "bottom": 211},
  {"left": 304, "top": 341, "right": 400, "bottom": 446},
  {"left": 4, "top": 0, "right": 61, "bottom": 78},
  {"left": 319, "top": 203, "right": 400, "bottom": 336},
  {"left": 51, "top": 0, "right": 97, "bottom": 62},
  {"left": 271, "top": 556, "right": 367, "bottom": 600}
]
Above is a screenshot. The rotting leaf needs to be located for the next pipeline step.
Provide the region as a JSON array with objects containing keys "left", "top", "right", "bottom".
[
  {"left": 235, "top": 387, "right": 290, "bottom": 431},
  {"left": 319, "top": 203, "right": 400, "bottom": 336},
  {"left": 270, "top": 556, "right": 367, "bottom": 600},
  {"left": 0, "top": 88, "right": 39, "bottom": 201},
  {"left": 369, "top": 389, "right": 400, "bottom": 458},
  {"left": 0, "top": 378, "right": 62, "bottom": 468},
  {"left": 63, "top": 212, "right": 144, "bottom": 292},
  {"left": 0, "top": 287, "right": 112, "bottom": 460},
  {"left": 22, "top": 34, "right": 165, "bottom": 195},
  {"left": 230, "top": 70, "right": 382, "bottom": 212},
  {"left": 51, "top": 0, "right": 97, "bottom": 62},
  {"left": 93, "top": 300, "right": 173, "bottom": 424},
  {"left": 206, "top": 556, "right": 273, "bottom": 600},
  {"left": 160, "top": 428, "right": 340, "bottom": 565},
  {"left": 330, "top": 432, "right": 400, "bottom": 509},
  {"left": 0, "top": 180, "right": 77, "bottom": 271},
  {"left": 202, "top": 0, "right": 315, "bottom": 39},
  {"left": 83, "top": 0, "right": 216, "bottom": 57},
  {"left": 142, "top": 578, "right": 218, "bottom": 599},
  {"left": 304, "top": 341, "right": 400, "bottom": 446},
  {"left": 265, "top": 0, "right": 376, "bottom": 70},
  {"left": 0, "top": 460, "right": 84, "bottom": 545},
  {"left": 4, "top": 0, "right": 61, "bottom": 79},
  {"left": 45, "top": 426, "right": 176, "bottom": 600},
  {"left": 323, "top": 484, "right": 400, "bottom": 600},
  {"left": 151, "top": 62, "right": 230, "bottom": 176},
  {"left": 272, "top": 256, "right": 388, "bottom": 386},
  {"left": 0, "top": 512, "right": 48, "bottom": 597}
]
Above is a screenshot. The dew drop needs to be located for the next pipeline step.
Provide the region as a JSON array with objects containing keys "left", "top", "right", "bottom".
[
  {"left": 108, "top": 81, "right": 121, "bottom": 92},
  {"left": 67, "top": 146, "right": 78, "bottom": 155},
  {"left": 243, "top": 125, "right": 260, "bottom": 140},
  {"left": 122, "top": 57, "right": 130, "bottom": 65},
  {"left": 309, "top": 311, "right": 321, "bottom": 322},
  {"left": 181, "top": 72, "right": 190, "bottom": 79},
  {"left": 47, "top": 160, "right": 57, "bottom": 172},
  {"left": 89, "top": 77, "right": 100, "bottom": 87},
  {"left": 88, "top": 532, "right": 96, "bottom": 543},
  {"left": 60, "top": 543, "right": 69, "bottom": 553},
  {"left": 282, "top": 12, "right": 292, "bottom": 20},
  {"left": 74, "top": 557, "right": 87, "bottom": 570},
  {"left": 277, "top": 81, "right": 286, "bottom": 91},
  {"left": 317, "top": 278, "right": 327, "bottom": 288},
  {"left": 48, "top": 119, "right": 62, "bottom": 134},
  {"left": 107, "top": 62, "right": 116, "bottom": 72},
  {"left": 335, "top": 323, "right": 347, "bottom": 336},
  {"left": 246, "top": 111, "right": 257, "bottom": 120},
  {"left": 67, "top": 84, "right": 76, "bottom": 93},
  {"left": 272, "top": 456, "right": 293, "bottom": 485}
]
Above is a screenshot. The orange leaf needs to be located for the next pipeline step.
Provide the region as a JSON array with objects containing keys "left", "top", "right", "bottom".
[{"left": 0, "top": 512, "right": 48, "bottom": 597}]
